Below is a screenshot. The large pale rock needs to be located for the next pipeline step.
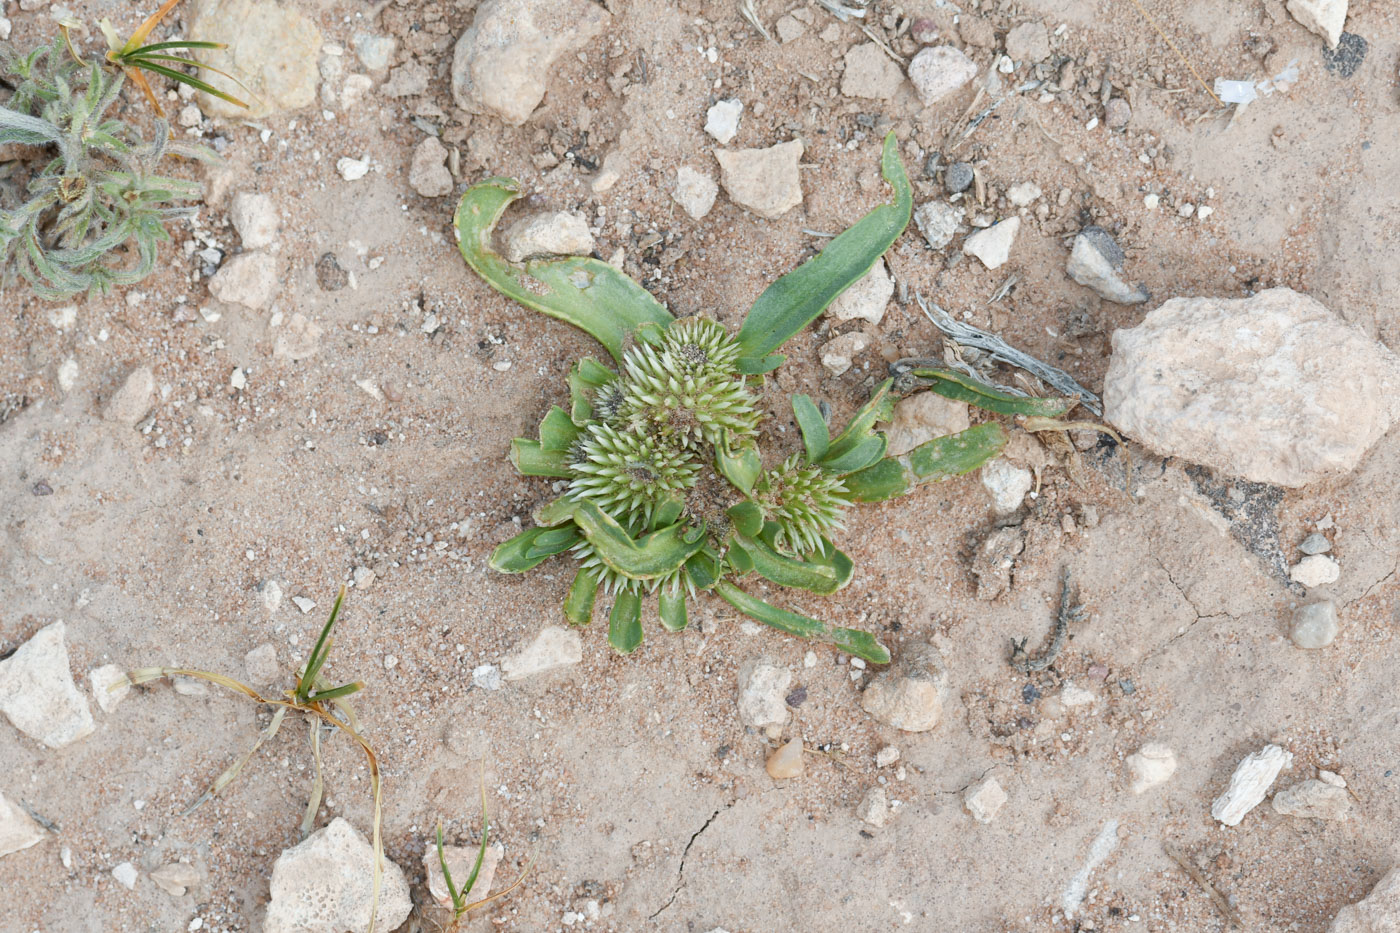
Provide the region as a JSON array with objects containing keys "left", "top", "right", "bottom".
[
  {"left": 500, "top": 626, "right": 582, "bottom": 680},
  {"left": 1287, "top": 0, "right": 1347, "bottom": 48},
  {"left": 264, "top": 818, "right": 411, "bottom": 933},
  {"left": 1331, "top": 866, "right": 1400, "bottom": 933},
  {"left": 827, "top": 260, "right": 892, "bottom": 326},
  {"left": 736, "top": 660, "right": 791, "bottom": 729},
  {"left": 1271, "top": 779, "right": 1352, "bottom": 821},
  {"left": 715, "top": 141, "right": 804, "bottom": 219},
  {"left": 883, "top": 393, "right": 971, "bottom": 457},
  {"left": 190, "top": 0, "right": 322, "bottom": 119},
  {"left": 450, "top": 0, "right": 609, "bottom": 126},
  {"left": 0, "top": 621, "right": 94, "bottom": 749},
  {"left": 0, "top": 791, "right": 46, "bottom": 857},
  {"left": 860, "top": 643, "right": 947, "bottom": 732},
  {"left": 1104, "top": 288, "right": 1400, "bottom": 487},
  {"left": 1211, "top": 744, "right": 1292, "bottom": 826}
]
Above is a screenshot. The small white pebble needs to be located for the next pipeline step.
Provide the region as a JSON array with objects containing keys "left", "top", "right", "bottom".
[
  {"left": 1196, "top": 205, "right": 1215, "bottom": 220},
  {"left": 291, "top": 596, "right": 317, "bottom": 614},
  {"left": 336, "top": 156, "right": 370, "bottom": 181}
]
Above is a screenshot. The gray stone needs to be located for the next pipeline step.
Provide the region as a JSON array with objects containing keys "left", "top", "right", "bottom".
[
  {"left": 1104, "top": 97, "right": 1132, "bottom": 130},
  {"left": 103, "top": 366, "right": 154, "bottom": 425},
  {"left": 1300, "top": 532, "right": 1332, "bottom": 555},
  {"left": 1330, "top": 866, "right": 1400, "bottom": 933},
  {"left": 1066, "top": 227, "right": 1148, "bottom": 304},
  {"left": 673, "top": 166, "right": 719, "bottom": 220},
  {"left": 1103, "top": 288, "right": 1400, "bottom": 487},
  {"left": 408, "top": 137, "right": 454, "bottom": 198},
  {"left": 209, "top": 252, "right": 279, "bottom": 311},
  {"left": 190, "top": 0, "right": 322, "bottom": 119},
  {"left": 827, "top": 260, "right": 892, "bottom": 326},
  {"left": 860, "top": 643, "right": 947, "bottom": 732},
  {"left": 500, "top": 626, "right": 582, "bottom": 680},
  {"left": 503, "top": 212, "right": 595, "bottom": 262},
  {"left": 736, "top": 660, "right": 791, "bottom": 729},
  {"left": 352, "top": 33, "right": 396, "bottom": 71},
  {"left": 1005, "top": 22, "right": 1050, "bottom": 63},
  {"left": 1271, "top": 779, "right": 1352, "bottom": 821},
  {"left": 945, "top": 161, "right": 974, "bottom": 194},
  {"left": 264, "top": 818, "right": 411, "bottom": 933},
  {"left": 715, "top": 141, "right": 804, "bottom": 219},
  {"left": 1291, "top": 600, "right": 1339, "bottom": 649},
  {"left": 841, "top": 42, "right": 904, "bottom": 100},
  {"left": 0, "top": 621, "right": 95, "bottom": 748},
  {"left": 963, "top": 217, "right": 1020, "bottom": 269},
  {"left": 450, "top": 0, "right": 609, "bottom": 126},
  {"left": 913, "top": 200, "right": 963, "bottom": 250},
  {"left": 230, "top": 193, "right": 279, "bottom": 249},
  {"left": 0, "top": 790, "right": 46, "bottom": 858},
  {"left": 907, "top": 46, "right": 978, "bottom": 105},
  {"left": 1211, "top": 744, "right": 1292, "bottom": 826}
]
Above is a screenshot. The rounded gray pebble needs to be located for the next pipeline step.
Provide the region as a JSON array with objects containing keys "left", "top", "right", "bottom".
[
  {"left": 1104, "top": 97, "right": 1132, "bottom": 130},
  {"left": 945, "top": 161, "right": 974, "bottom": 194},
  {"left": 1291, "top": 600, "right": 1339, "bottom": 650},
  {"left": 1299, "top": 532, "right": 1331, "bottom": 555}
]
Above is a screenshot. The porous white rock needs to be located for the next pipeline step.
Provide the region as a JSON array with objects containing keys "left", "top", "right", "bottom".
[
  {"left": 1126, "top": 742, "right": 1177, "bottom": 793},
  {"left": 112, "top": 862, "right": 139, "bottom": 890},
  {"left": 715, "top": 140, "right": 804, "bottom": 219},
  {"left": 424, "top": 841, "right": 503, "bottom": 907},
  {"left": 981, "top": 459, "right": 1033, "bottom": 515},
  {"left": 1271, "top": 779, "right": 1352, "bottom": 821},
  {"left": 189, "top": 0, "right": 322, "bottom": 118},
  {"left": 841, "top": 42, "right": 905, "bottom": 100},
  {"left": 503, "top": 212, "right": 596, "bottom": 263},
  {"left": 964, "top": 776, "right": 1007, "bottom": 823},
  {"left": 263, "top": 818, "right": 411, "bottom": 933},
  {"left": 1103, "top": 288, "right": 1400, "bottom": 487},
  {"left": 500, "top": 626, "right": 582, "bottom": 681},
  {"left": 450, "top": 0, "right": 609, "bottom": 126},
  {"left": 963, "top": 217, "right": 1020, "bottom": 270},
  {"left": 826, "top": 260, "right": 893, "bottom": 326},
  {"left": 209, "top": 253, "right": 279, "bottom": 311},
  {"left": 1287, "top": 0, "right": 1347, "bottom": 48},
  {"left": 1291, "top": 554, "right": 1341, "bottom": 588},
  {"left": 913, "top": 200, "right": 963, "bottom": 250},
  {"left": 0, "top": 791, "right": 46, "bottom": 857},
  {"left": 1007, "top": 181, "right": 1042, "bottom": 206},
  {"left": 0, "top": 621, "right": 94, "bottom": 748},
  {"left": 883, "top": 393, "right": 971, "bottom": 457},
  {"left": 860, "top": 643, "right": 947, "bottom": 732},
  {"left": 230, "top": 193, "right": 280, "bottom": 249},
  {"left": 103, "top": 366, "right": 155, "bottom": 426},
  {"left": 336, "top": 157, "right": 370, "bottom": 181},
  {"left": 705, "top": 98, "right": 743, "bottom": 144},
  {"left": 89, "top": 664, "right": 130, "bottom": 713},
  {"left": 1212, "top": 744, "right": 1292, "bottom": 826},
  {"left": 1330, "top": 866, "right": 1400, "bottom": 933},
  {"left": 907, "top": 46, "right": 978, "bottom": 105},
  {"left": 1066, "top": 227, "right": 1148, "bottom": 304},
  {"left": 736, "top": 660, "right": 791, "bottom": 729},
  {"left": 673, "top": 166, "right": 719, "bottom": 220}
]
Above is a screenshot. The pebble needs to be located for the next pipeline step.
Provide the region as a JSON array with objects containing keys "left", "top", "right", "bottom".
[
  {"left": 178, "top": 103, "right": 203, "bottom": 127},
  {"left": 736, "top": 660, "right": 792, "bottom": 729},
  {"left": 503, "top": 212, "right": 595, "bottom": 263},
  {"left": 1291, "top": 599, "right": 1339, "bottom": 649},
  {"left": 89, "top": 664, "right": 130, "bottom": 713},
  {"left": 1066, "top": 226, "right": 1149, "bottom": 304},
  {"left": 981, "top": 459, "right": 1033, "bottom": 515},
  {"left": 1005, "top": 21, "right": 1051, "bottom": 63},
  {"left": 765, "top": 738, "right": 804, "bottom": 779},
  {"left": 1104, "top": 97, "right": 1132, "bottom": 130},
  {"left": 819, "top": 332, "right": 870, "bottom": 376},
  {"left": 856, "top": 786, "right": 890, "bottom": 827},
  {"left": 714, "top": 140, "right": 804, "bottom": 219},
  {"left": 472, "top": 663, "right": 503, "bottom": 690},
  {"left": 189, "top": 0, "right": 322, "bottom": 118},
  {"left": 244, "top": 643, "right": 280, "bottom": 685},
  {"left": 58, "top": 358, "right": 78, "bottom": 391},
  {"left": 1007, "top": 182, "right": 1042, "bottom": 207},
  {"left": 149, "top": 862, "right": 202, "bottom": 897},
  {"left": 352, "top": 566, "right": 376, "bottom": 591},
  {"left": 1321, "top": 31, "right": 1367, "bottom": 79},
  {"left": 913, "top": 200, "right": 963, "bottom": 250},
  {"left": 962, "top": 217, "right": 1020, "bottom": 270},
  {"left": 315, "top": 253, "right": 350, "bottom": 292},
  {"left": 705, "top": 98, "right": 744, "bottom": 145},
  {"left": 291, "top": 596, "right": 317, "bottom": 614},
  {"left": 209, "top": 252, "right": 279, "bottom": 310},
  {"left": 229, "top": 192, "right": 280, "bottom": 249},
  {"left": 352, "top": 32, "right": 395, "bottom": 71},
  {"left": 1103, "top": 288, "right": 1400, "bottom": 487},
  {"left": 103, "top": 366, "right": 155, "bottom": 426},
  {"left": 775, "top": 14, "right": 806, "bottom": 43},
  {"left": 883, "top": 393, "right": 970, "bottom": 457},
  {"left": 424, "top": 841, "right": 503, "bottom": 906},
  {"left": 673, "top": 165, "right": 719, "bottom": 220},
  {"left": 964, "top": 776, "right": 1007, "bottom": 823},
  {"left": 261, "top": 579, "right": 283, "bottom": 613},
  {"left": 944, "top": 161, "right": 974, "bottom": 194},
  {"left": 408, "top": 137, "right": 454, "bottom": 198},
  {"left": 958, "top": 15, "right": 996, "bottom": 48},
  {"left": 0, "top": 790, "right": 46, "bottom": 858},
  {"left": 826, "top": 260, "right": 892, "bottom": 326},
  {"left": 1271, "top": 779, "right": 1352, "bottom": 821},
  {"left": 340, "top": 74, "right": 373, "bottom": 111},
  {"left": 1211, "top": 744, "right": 1292, "bottom": 826},
  {"left": 1291, "top": 554, "right": 1341, "bottom": 588},
  {"left": 860, "top": 643, "right": 948, "bottom": 732},
  {"left": 336, "top": 156, "right": 370, "bottom": 181},
  {"left": 274, "top": 313, "right": 324, "bottom": 361},
  {"left": 1060, "top": 684, "right": 1095, "bottom": 708},
  {"left": 910, "top": 17, "right": 940, "bottom": 44},
  {"left": 0, "top": 621, "right": 95, "bottom": 748},
  {"left": 875, "top": 746, "right": 901, "bottom": 767},
  {"left": 841, "top": 42, "right": 905, "bottom": 100},
  {"left": 500, "top": 626, "right": 583, "bottom": 680},
  {"left": 1125, "top": 742, "right": 1177, "bottom": 793},
  {"left": 112, "top": 862, "right": 139, "bottom": 890},
  {"left": 1330, "top": 865, "right": 1400, "bottom": 932},
  {"left": 1286, "top": 0, "right": 1347, "bottom": 48},
  {"left": 263, "top": 818, "right": 411, "bottom": 933},
  {"left": 1300, "top": 532, "right": 1332, "bottom": 555},
  {"left": 907, "top": 46, "right": 978, "bottom": 105},
  {"left": 451, "top": 0, "right": 609, "bottom": 125}
]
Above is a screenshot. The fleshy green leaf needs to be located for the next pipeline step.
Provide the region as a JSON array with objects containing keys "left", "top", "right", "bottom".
[
  {"left": 552, "top": 499, "right": 705, "bottom": 580},
  {"left": 684, "top": 550, "right": 723, "bottom": 590},
  {"left": 841, "top": 458, "right": 909, "bottom": 502},
  {"left": 817, "top": 434, "right": 887, "bottom": 475},
  {"left": 658, "top": 590, "right": 688, "bottom": 632},
  {"left": 733, "top": 532, "right": 846, "bottom": 595},
  {"left": 608, "top": 591, "right": 644, "bottom": 653},
  {"left": 509, "top": 438, "right": 571, "bottom": 477},
  {"left": 820, "top": 379, "right": 895, "bottom": 470},
  {"left": 735, "top": 133, "right": 912, "bottom": 360},
  {"left": 713, "top": 581, "right": 890, "bottom": 664},
  {"left": 567, "top": 358, "right": 616, "bottom": 424},
  {"left": 791, "top": 395, "right": 830, "bottom": 462},
  {"left": 454, "top": 179, "right": 673, "bottom": 363},
  {"left": 846, "top": 422, "right": 1008, "bottom": 502},
  {"left": 563, "top": 568, "right": 599, "bottom": 626},
  {"left": 726, "top": 541, "right": 755, "bottom": 575},
  {"left": 538, "top": 405, "right": 581, "bottom": 452},
  {"left": 489, "top": 526, "right": 579, "bottom": 572},
  {"left": 715, "top": 433, "right": 762, "bottom": 495},
  {"left": 894, "top": 365, "right": 1076, "bottom": 418},
  {"left": 726, "top": 501, "right": 765, "bottom": 539}
]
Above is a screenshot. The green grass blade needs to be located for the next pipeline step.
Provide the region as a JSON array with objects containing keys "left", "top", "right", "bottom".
[
  {"left": 301, "top": 719, "right": 324, "bottom": 835},
  {"left": 713, "top": 581, "right": 890, "bottom": 664},
  {"left": 129, "top": 40, "right": 228, "bottom": 52},
  {"left": 735, "top": 132, "right": 912, "bottom": 360},
  {"left": 296, "top": 588, "right": 345, "bottom": 704},
  {"left": 509, "top": 438, "right": 571, "bottom": 477},
  {"left": 306, "top": 681, "right": 364, "bottom": 703},
  {"left": 564, "top": 568, "right": 599, "bottom": 626},
  {"left": 454, "top": 178, "right": 673, "bottom": 363},
  {"left": 791, "top": 395, "right": 830, "bottom": 462},
  {"left": 436, "top": 823, "right": 461, "bottom": 907},
  {"left": 895, "top": 365, "right": 1076, "bottom": 417},
  {"left": 608, "top": 591, "right": 644, "bottom": 654},
  {"left": 123, "top": 59, "right": 249, "bottom": 109},
  {"left": 658, "top": 590, "right": 688, "bottom": 632}
]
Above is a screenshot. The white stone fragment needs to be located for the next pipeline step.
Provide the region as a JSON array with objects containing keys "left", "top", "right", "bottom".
[
  {"left": 907, "top": 46, "right": 978, "bottom": 105},
  {"left": 230, "top": 193, "right": 280, "bottom": 249},
  {"left": 860, "top": 643, "right": 947, "bottom": 732},
  {"left": 263, "top": 818, "right": 412, "bottom": 933},
  {"left": 0, "top": 621, "right": 95, "bottom": 749},
  {"left": 714, "top": 140, "right": 804, "bottom": 219},
  {"left": 962, "top": 217, "right": 1020, "bottom": 270},
  {"left": 89, "top": 664, "right": 130, "bottom": 713},
  {"left": 209, "top": 253, "right": 279, "bottom": 311},
  {"left": 1271, "top": 779, "right": 1352, "bottom": 821},
  {"left": 408, "top": 136, "right": 454, "bottom": 198},
  {"left": 963, "top": 776, "right": 1007, "bottom": 823},
  {"left": 1211, "top": 744, "right": 1292, "bottom": 826},
  {"left": 856, "top": 786, "right": 890, "bottom": 827},
  {"left": 503, "top": 212, "right": 596, "bottom": 263},
  {"left": 1126, "top": 742, "right": 1177, "bottom": 793},
  {"left": 826, "top": 260, "right": 893, "bottom": 326},
  {"left": 913, "top": 201, "right": 963, "bottom": 250},
  {"left": 736, "top": 660, "right": 792, "bottom": 729},
  {"left": 1066, "top": 227, "right": 1149, "bottom": 304},
  {"left": 112, "top": 862, "right": 139, "bottom": 890},
  {"left": 819, "top": 332, "right": 870, "bottom": 376},
  {"left": 336, "top": 156, "right": 370, "bottom": 181},
  {"left": 500, "top": 626, "right": 583, "bottom": 681},
  {"left": 1286, "top": 0, "right": 1347, "bottom": 48},
  {"left": 104, "top": 366, "right": 155, "bottom": 426},
  {"left": 981, "top": 459, "right": 1033, "bottom": 515},
  {"left": 673, "top": 165, "right": 719, "bottom": 220},
  {"left": 0, "top": 791, "right": 46, "bottom": 858},
  {"left": 704, "top": 98, "right": 743, "bottom": 144},
  {"left": 1291, "top": 555, "right": 1341, "bottom": 588},
  {"left": 1007, "top": 181, "right": 1042, "bottom": 206}
]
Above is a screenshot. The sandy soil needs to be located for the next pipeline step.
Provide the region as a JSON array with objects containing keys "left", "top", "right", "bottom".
[{"left": 1, "top": 0, "right": 1398, "bottom": 931}]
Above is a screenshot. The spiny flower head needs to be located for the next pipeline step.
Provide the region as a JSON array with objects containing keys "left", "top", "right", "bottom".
[
  {"left": 756, "top": 454, "right": 850, "bottom": 555},
  {"left": 567, "top": 422, "right": 699, "bottom": 526},
  {"left": 614, "top": 342, "right": 760, "bottom": 446}
]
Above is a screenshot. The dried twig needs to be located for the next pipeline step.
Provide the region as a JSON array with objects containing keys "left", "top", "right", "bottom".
[
  {"left": 1010, "top": 568, "right": 1084, "bottom": 673},
  {"left": 1163, "top": 841, "right": 1243, "bottom": 927}
]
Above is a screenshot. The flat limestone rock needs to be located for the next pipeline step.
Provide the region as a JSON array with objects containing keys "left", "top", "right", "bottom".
[
  {"left": 190, "top": 0, "right": 322, "bottom": 119},
  {"left": 1104, "top": 288, "right": 1400, "bottom": 487},
  {"left": 1330, "top": 866, "right": 1400, "bottom": 933},
  {"left": 0, "top": 621, "right": 95, "bottom": 749},
  {"left": 264, "top": 818, "right": 411, "bottom": 933},
  {"left": 715, "top": 141, "right": 804, "bottom": 219}
]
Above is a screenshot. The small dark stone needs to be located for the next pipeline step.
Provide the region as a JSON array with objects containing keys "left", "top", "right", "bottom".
[
  {"left": 945, "top": 161, "right": 974, "bottom": 194},
  {"left": 858, "top": 829, "right": 874, "bottom": 839},
  {"left": 32, "top": 481, "right": 53, "bottom": 496},
  {"left": 714, "top": 743, "right": 731, "bottom": 760},
  {"left": 1118, "top": 678, "right": 1136, "bottom": 695},
  {"left": 785, "top": 686, "right": 808, "bottom": 708},
  {"left": 1021, "top": 683, "right": 1041, "bottom": 704},
  {"left": 1322, "top": 33, "right": 1367, "bottom": 78},
  {"left": 315, "top": 252, "right": 349, "bottom": 291},
  {"left": 1016, "top": 716, "right": 1033, "bottom": 730}
]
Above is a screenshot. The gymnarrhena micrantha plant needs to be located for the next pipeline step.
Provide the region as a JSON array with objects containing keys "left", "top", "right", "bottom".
[{"left": 456, "top": 134, "right": 1078, "bottom": 664}]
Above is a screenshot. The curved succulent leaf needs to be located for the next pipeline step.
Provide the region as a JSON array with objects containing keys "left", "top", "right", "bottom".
[
  {"left": 817, "top": 434, "right": 887, "bottom": 475},
  {"left": 713, "top": 581, "right": 890, "bottom": 664},
  {"left": 454, "top": 178, "right": 673, "bottom": 363},
  {"left": 567, "top": 358, "right": 617, "bottom": 424},
  {"left": 715, "top": 432, "right": 762, "bottom": 495},
  {"left": 658, "top": 590, "right": 689, "bottom": 632},
  {"left": 564, "top": 568, "right": 599, "bottom": 626},
  {"left": 684, "top": 549, "right": 723, "bottom": 590},
  {"left": 791, "top": 395, "right": 830, "bottom": 462},
  {"left": 509, "top": 439, "right": 571, "bottom": 477},
  {"left": 845, "top": 422, "right": 1009, "bottom": 502},
  {"left": 489, "top": 525, "right": 581, "bottom": 573},
  {"left": 892, "top": 364, "right": 1076, "bottom": 418},
  {"left": 726, "top": 501, "right": 765, "bottom": 539},
  {"left": 555, "top": 499, "right": 705, "bottom": 580},
  {"left": 735, "top": 132, "right": 912, "bottom": 366},
  {"left": 538, "top": 405, "right": 581, "bottom": 452},
  {"left": 733, "top": 532, "right": 845, "bottom": 595},
  {"left": 819, "top": 378, "right": 895, "bottom": 471},
  {"left": 608, "top": 591, "right": 644, "bottom": 653}
]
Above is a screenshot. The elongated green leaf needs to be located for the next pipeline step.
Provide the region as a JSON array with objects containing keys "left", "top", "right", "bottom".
[
  {"left": 726, "top": 540, "right": 755, "bottom": 575},
  {"left": 652, "top": 495, "right": 684, "bottom": 529},
  {"left": 842, "top": 458, "right": 909, "bottom": 502},
  {"left": 658, "top": 590, "right": 688, "bottom": 632},
  {"left": 510, "top": 438, "right": 571, "bottom": 477},
  {"left": 564, "top": 568, "right": 599, "bottom": 626},
  {"left": 896, "top": 366, "right": 1076, "bottom": 418},
  {"left": 551, "top": 499, "right": 705, "bottom": 580},
  {"left": 817, "top": 434, "right": 887, "bottom": 475},
  {"left": 123, "top": 59, "right": 249, "bottom": 109},
  {"left": 792, "top": 395, "right": 829, "bottom": 462},
  {"left": 296, "top": 587, "right": 345, "bottom": 705},
  {"left": 533, "top": 496, "right": 576, "bottom": 527},
  {"left": 820, "top": 379, "right": 895, "bottom": 469},
  {"left": 491, "top": 526, "right": 577, "bottom": 572},
  {"left": 733, "top": 533, "right": 845, "bottom": 594},
  {"left": 684, "top": 550, "right": 722, "bottom": 590},
  {"left": 714, "top": 581, "right": 890, "bottom": 664},
  {"left": 608, "top": 591, "right": 644, "bottom": 653},
  {"left": 525, "top": 526, "right": 582, "bottom": 558},
  {"left": 800, "top": 536, "right": 855, "bottom": 592},
  {"left": 846, "top": 422, "right": 1008, "bottom": 502},
  {"left": 735, "top": 133, "right": 912, "bottom": 363},
  {"left": 568, "top": 358, "right": 616, "bottom": 424},
  {"left": 538, "top": 405, "right": 581, "bottom": 452},
  {"left": 455, "top": 179, "right": 673, "bottom": 362}
]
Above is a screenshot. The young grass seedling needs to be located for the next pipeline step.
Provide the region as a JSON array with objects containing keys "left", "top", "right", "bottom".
[
  {"left": 120, "top": 588, "right": 389, "bottom": 931},
  {"left": 431, "top": 767, "right": 533, "bottom": 927}
]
